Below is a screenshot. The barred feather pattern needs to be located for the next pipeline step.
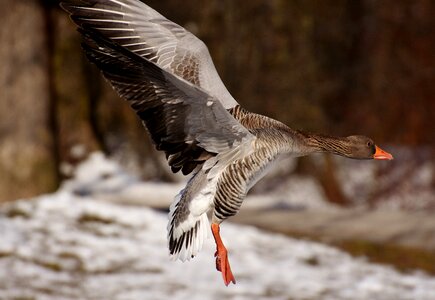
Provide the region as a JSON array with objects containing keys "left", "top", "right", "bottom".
[
  {"left": 305, "top": 135, "right": 350, "bottom": 156},
  {"left": 212, "top": 129, "right": 293, "bottom": 223},
  {"left": 229, "top": 105, "right": 294, "bottom": 132}
]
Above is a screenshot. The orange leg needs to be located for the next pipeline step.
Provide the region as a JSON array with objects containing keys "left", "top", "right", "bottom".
[{"left": 211, "top": 223, "right": 236, "bottom": 286}]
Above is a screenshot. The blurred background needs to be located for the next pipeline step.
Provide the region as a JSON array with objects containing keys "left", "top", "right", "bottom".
[
  {"left": 1, "top": 0, "right": 434, "bottom": 299},
  {"left": 1, "top": 0, "right": 433, "bottom": 201}
]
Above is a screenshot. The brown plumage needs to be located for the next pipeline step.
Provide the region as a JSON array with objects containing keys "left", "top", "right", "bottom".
[{"left": 61, "top": 0, "right": 393, "bottom": 286}]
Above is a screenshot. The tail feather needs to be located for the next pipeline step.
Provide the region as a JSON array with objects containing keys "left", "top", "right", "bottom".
[{"left": 167, "top": 190, "right": 210, "bottom": 261}]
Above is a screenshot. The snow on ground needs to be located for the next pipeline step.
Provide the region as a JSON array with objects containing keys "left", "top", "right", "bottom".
[
  {"left": 1, "top": 152, "right": 435, "bottom": 300},
  {"left": 2, "top": 192, "right": 435, "bottom": 300}
]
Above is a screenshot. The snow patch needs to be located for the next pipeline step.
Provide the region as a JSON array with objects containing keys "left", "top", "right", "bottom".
[{"left": 1, "top": 190, "right": 435, "bottom": 299}]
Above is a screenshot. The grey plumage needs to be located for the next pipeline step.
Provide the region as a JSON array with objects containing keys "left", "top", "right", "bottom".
[
  {"left": 78, "top": 27, "right": 254, "bottom": 175},
  {"left": 61, "top": 0, "right": 392, "bottom": 284},
  {"left": 60, "top": 0, "right": 238, "bottom": 109}
]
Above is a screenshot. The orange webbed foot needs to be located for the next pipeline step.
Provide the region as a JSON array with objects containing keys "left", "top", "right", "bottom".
[
  {"left": 211, "top": 223, "right": 236, "bottom": 286},
  {"left": 214, "top": 247, "right": 236, "bottom": 285}
]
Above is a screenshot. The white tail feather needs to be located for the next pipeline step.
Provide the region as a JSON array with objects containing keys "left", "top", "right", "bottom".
[{"left": 167, "top": 191, "right": 210, "bottom": 261}]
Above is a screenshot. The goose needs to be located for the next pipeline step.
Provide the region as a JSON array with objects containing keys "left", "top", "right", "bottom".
[{"left": 61, "top": 0, "right": 393, "bottom": 286}]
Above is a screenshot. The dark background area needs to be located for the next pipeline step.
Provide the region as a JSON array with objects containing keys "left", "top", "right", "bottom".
[{"left": 0, "top": 0, "right": 433, "bottom": 202}]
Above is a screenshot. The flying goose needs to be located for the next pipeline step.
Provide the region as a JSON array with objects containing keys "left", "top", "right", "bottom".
[{"left": 61, "top": 0, "right": 393, "bottom": 286}]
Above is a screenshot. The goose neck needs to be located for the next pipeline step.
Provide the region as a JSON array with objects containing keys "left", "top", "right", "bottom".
[{"left": 298, "top": 133, "right": 348, "bottom": 156}]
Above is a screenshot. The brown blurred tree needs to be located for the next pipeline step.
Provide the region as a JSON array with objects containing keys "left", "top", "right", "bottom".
[{"left": 0, "top": 0, "right": 57, "bottom": 201}]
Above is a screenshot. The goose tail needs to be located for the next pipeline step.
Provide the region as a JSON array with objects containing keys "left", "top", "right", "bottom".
[{"left": 167, "top": 190, "right": 210, "bottom": 261}]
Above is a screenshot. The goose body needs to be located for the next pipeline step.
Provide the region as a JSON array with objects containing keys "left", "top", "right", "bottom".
[{"left": 61, "top": 0, "right": 393, "bottom": 286}]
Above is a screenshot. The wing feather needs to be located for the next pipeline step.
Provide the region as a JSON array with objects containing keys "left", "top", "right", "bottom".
[
  {"left": 77, "top": 27, "right": 254, "bottom": 175},
  {"left": 61, "top": 0, "right": 238, "bottom": 109}
]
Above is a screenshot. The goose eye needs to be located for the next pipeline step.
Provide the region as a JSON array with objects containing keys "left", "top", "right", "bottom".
[{"left": 367, "top": 141, "right": 372, "bottom": 147}]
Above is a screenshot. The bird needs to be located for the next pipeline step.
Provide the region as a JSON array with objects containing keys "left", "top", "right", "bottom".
[{"left": 61, "top": 0, "right": 393, "bottom": 286}]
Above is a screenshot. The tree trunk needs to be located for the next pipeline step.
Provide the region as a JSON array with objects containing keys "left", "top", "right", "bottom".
[{"left": 0, "top": 0, "right": 57, "bottom": 202}]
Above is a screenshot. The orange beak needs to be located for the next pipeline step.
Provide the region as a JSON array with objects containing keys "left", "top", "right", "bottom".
[{"left": 373, "top": 145, "right": 393, "bottom": 160}]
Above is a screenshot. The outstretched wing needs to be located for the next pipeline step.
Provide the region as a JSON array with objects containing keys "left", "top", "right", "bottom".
[
  {"left": 61, "top": 0, "right": 238, "bottom": 109},
  {"left": 72, "top": 26, "right": 254, "bottom": 175}
]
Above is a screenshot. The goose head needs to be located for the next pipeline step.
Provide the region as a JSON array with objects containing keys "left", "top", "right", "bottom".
[
  {"left": 303, "top": 133, "right": 394, "bottom": 160},
  {"left": 341, "top": 135, "right": 393, "bottom": 160}
]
